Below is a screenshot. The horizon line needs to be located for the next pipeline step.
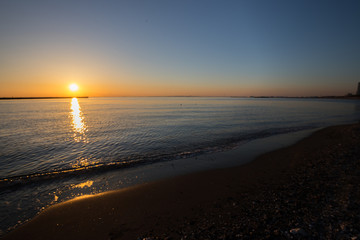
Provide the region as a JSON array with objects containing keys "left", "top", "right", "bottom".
[
  {"left": 1, "top": 95, "right": 359, "bottom": 100},
  {"left": 0, "top": 96, "right": 89, "bottom": 100}
]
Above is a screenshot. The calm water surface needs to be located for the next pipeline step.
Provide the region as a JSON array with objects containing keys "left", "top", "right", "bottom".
[{"left": 0, "top": 97, "right": 360, "bottom": 234}]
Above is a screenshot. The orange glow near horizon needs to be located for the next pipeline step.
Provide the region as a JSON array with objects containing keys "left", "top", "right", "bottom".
[{"left": 0, "top": 75, "right": 355, "bottom": 98}]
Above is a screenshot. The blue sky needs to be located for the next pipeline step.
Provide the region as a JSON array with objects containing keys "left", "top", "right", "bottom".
[{"left": 0, "top": 0, "right": 359, "bottom": 96}]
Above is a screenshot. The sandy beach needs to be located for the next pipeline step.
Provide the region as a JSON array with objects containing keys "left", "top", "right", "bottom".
[{"left": 3, "top": 122, "right": 360, "bottom": 240}]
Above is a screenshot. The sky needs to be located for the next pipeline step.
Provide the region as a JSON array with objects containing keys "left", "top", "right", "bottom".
[{"left": 0, "top": 0, "right": 359, "bottom": 97}]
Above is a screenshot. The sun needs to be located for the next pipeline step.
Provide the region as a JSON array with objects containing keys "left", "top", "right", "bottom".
[{"left": 69, "top": 83, "right": 79, "bottom": 92}]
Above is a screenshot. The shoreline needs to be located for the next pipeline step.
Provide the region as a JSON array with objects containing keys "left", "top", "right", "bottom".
[
  {"left": 0, "top": 126, "right": 316, "bottom": 236},
  {"left": 3, "top": 122, "right": 360, "bottom": 239}
]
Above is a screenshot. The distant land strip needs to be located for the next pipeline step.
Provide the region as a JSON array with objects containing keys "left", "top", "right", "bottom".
[
  {"left": 232, "top": 96, "right": 360, "bottom": 99},
  {"left": 0, "top": 96, "right": 89, "bottom": 100}
]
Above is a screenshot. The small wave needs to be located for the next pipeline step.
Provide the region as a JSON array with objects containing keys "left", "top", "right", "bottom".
[
  {"left": 0, "top": 160, "right": 142, "bottom": 191},
  {"left": 0, "top": 125, "right": 315, "bottom": 191}
]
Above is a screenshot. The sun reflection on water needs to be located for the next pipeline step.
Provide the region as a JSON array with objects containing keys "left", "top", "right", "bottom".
[
  {"left": 72, "top": 180, "right": 94, "bottom": 189},
  {"left": 70, "top": 97, "right": 87, "bottom": 142}
]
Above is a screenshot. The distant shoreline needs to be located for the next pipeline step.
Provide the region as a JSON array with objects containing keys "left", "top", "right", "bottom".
[
  {"left": 1, "top": 96, "right": 359, "bottom": 100},
  {"left": 246, "top": 95, "right": 360, "bottom": 99},
  {"left": 0, "top": 97, "right": 89, "bottom": 100}
]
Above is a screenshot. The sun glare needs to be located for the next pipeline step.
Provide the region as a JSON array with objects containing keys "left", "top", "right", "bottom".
[{"left": 69, "top": 83, "right": 79, "bottom": 92}]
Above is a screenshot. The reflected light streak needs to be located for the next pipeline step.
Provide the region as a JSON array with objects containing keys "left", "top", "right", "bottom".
[
  {"left": 72, "top": 180, "right": 94, "bottom": 189},
  {"left": 70, "top": 97, "right": 87, "bottom": 142}
]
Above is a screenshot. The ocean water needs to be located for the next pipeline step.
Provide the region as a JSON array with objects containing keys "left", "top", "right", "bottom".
[{"left": 1, "top": 97, "right": 360, "bottom": 234}]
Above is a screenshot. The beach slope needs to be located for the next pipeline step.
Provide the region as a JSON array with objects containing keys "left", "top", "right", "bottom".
[{"left": 4, "top": 123, "right": 360, "bottom": 239}]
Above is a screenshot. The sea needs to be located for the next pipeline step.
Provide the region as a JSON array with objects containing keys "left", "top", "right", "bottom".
[{"left": 1, "top": 97, "right": 360, "bottom": 234}]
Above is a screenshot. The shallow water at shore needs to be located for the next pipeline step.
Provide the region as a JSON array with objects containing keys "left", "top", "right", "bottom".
[
  {"left": 4, "top": 123, "right": 360, "bottom": 240},
  {"left": 1, "top": 97, "right": 360, "bottom": 234}
]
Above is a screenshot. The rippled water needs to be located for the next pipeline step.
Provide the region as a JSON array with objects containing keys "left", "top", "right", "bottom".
[{"left": 1, "top": 97, "right": 360, "bottom": 234}]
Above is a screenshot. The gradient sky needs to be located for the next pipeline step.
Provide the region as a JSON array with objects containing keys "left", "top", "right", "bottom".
[{"left": 0, "top": 0, "right": 359, "bottom": 97}]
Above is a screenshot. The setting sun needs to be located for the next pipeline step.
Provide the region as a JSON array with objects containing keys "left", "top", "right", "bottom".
[{"left": 69, "top": 84, "right": 79, "bottom": 92}]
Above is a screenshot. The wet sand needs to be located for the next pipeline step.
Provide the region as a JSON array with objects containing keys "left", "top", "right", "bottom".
[{"left": 3, "top": 123, "right": 360, "bottom": 240}]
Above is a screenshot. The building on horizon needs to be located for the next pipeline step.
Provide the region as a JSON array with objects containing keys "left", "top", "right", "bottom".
[{"left": 357, "top": 82, "right": 360, "bottom": 96}]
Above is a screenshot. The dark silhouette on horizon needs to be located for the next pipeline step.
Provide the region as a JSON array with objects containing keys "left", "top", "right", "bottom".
[{"left": 0, "top": 97, "right": 88, "bottom": 100}]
